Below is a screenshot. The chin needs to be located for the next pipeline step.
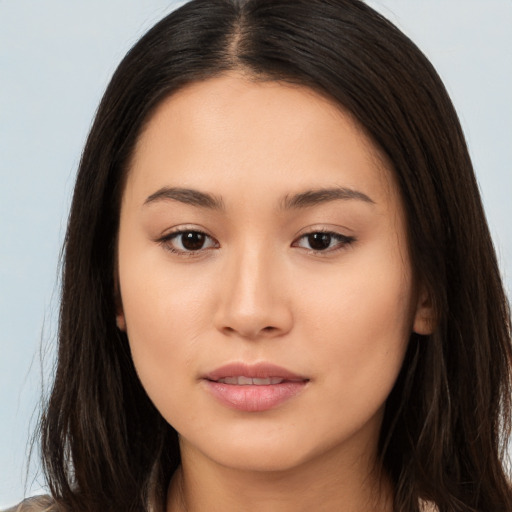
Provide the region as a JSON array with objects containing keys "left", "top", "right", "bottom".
[
  {"left": 178, "top": 419, "right": 361, "bottom": 477},
  {"left": 210, "top": 446, "right": 314, "bottom": 474},
  {"left": 179, "top": 425, "right": 319, "bottom": 473}
]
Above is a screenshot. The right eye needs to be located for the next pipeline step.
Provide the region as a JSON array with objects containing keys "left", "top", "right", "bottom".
[{"left": 159, "top": 230, "right": 218, "bottom": 255}]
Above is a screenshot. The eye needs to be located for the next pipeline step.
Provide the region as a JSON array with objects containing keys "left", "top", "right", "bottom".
[
  {"left": 159, "top": 230, "right": 218, "bottom": 254},
  {"left": 293, "top": 231, "right": 355, "bottom": 253}
]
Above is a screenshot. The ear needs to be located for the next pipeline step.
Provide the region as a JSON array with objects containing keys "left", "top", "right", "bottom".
[
  {"left": 412, "top": 285, "right": 435, "bottom": 335},
  {"left": 116, "top": 308, "right": 126, "bottom": 332},
  {"left": 114, "top": 272, "right": 126, "bottom": 332}
]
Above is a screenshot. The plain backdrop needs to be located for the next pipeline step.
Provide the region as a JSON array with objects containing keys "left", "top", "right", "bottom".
[{"left": 1, "top": 0, "right": 511, "bottom": 507}]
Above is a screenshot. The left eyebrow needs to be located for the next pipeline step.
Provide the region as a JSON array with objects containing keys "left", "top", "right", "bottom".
[{"left": 280, "top": 187, "right": 375, "bottom": 210}]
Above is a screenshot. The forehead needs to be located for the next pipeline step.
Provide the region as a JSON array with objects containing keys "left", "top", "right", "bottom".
[{"left": 127, "top": 73, "right": 397, "bottom": 209}]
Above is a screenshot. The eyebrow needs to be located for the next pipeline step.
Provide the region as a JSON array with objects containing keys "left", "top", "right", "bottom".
[
  {"left": 143, "top": 185, "right": 374, "bottom": 211},
  {"left": 281, "top": 187, "right": 375, "bottom": 209},
  {"left": 144, "top": 187, "right": 224, "bottom": 210}
]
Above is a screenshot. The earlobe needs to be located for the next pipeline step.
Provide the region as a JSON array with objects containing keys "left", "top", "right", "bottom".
[
  {"left": 116, "top": 311, "right": 126, "bottom": 331},
  {"left": 114, "top": 270, "right": 126, "bottom": 331},
  {"left": 413, "top": 286, "right": 435, "bottom": 335}
]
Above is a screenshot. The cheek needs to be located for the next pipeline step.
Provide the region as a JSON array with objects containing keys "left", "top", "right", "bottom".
[
  {"left": 118, "top": 249, "right": 219, "bottom": 410},
  {"left": 297, "top": 244, "right": 414, "bottom": 406},
  {"left": 122, "top": 283, "right": 211, "bottom": 429}
]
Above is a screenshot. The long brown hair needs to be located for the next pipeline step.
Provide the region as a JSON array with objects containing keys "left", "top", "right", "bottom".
[{"left": 40, "top": 1, "right": 512, "bottom": 511}]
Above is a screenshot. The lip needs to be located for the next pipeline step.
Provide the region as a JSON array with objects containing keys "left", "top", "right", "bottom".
[
  {"left": 202, "top": 362, "right": 309, "bottom": 412},
  {"left": 204, "top": 362, "right": 308, "bottom": 381}
]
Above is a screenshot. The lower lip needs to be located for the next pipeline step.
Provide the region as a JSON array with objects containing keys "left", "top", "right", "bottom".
[{"left": 204, "top": 380, "right": 308, "bottom": 412}]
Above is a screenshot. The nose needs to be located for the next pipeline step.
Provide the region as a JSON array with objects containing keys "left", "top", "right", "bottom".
[{"left": 214, "top": 244, "right": 293, "bottom": 340}]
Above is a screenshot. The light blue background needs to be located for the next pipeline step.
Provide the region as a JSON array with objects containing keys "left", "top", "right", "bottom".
[{"left": 1, "top": 0, "right": 511, "bottom": 507}]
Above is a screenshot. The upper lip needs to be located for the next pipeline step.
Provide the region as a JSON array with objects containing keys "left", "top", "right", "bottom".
[{"left": 203, "top": 362, "right": 308, "bottom": 382}]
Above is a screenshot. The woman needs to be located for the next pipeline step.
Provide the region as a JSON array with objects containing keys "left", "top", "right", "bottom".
[{"left": 11, "top": 0, "right": 512, "bottom": 510}]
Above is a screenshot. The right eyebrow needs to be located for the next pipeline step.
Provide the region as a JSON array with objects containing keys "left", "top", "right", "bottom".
[{"left": 144, "top": 187, "right": 225, "bottom": 210}]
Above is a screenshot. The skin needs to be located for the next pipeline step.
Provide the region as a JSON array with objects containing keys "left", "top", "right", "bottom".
[{"left": 116, "top": 73, "right": 433, "bottom": 512}]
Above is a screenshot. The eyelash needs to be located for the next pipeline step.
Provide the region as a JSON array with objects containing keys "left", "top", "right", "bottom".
[
  {"left": 157, "top": 229, "right": 356, "bottom": 256},
  {"left": 292, "top": 230, "right": 356, "bottom": 253},
  {"left": 157, "top": 229, "right": 218, "bottom": 257}
]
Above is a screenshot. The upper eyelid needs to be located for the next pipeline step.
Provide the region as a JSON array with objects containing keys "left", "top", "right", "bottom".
[
  {"left": 159, "top": 227, "right": 351, "bottom": 239},
  {"left": 293, "top": 231, "right": 355, "bottom": 245},
  {"left": 164, "top": 229, "right": 218, "bottom": 243},
  {"left": 160, "top": 227, "right": 349, "bottom": 237},
  {"left": 160, "top": 225, "right": 214, "bottom": 239},
  {"left": 293, "top": 223, "right": 354, "bottom": 236}
]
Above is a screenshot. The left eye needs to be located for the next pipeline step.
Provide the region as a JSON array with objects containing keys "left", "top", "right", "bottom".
[
  {"left": 163, "top": 230, "right": 217, "bottom": 253},
  {"left": 294, "top": 232, "right": 354, "bottom": 252}
]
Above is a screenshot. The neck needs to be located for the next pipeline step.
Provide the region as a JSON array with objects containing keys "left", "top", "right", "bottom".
[{"left": 166, "top": 441, "right": 393, "bottom": 512}]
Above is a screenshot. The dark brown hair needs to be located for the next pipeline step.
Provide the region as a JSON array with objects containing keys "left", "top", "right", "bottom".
[{"left": 40, "top": 1, "right": 512, "bottom": 511}]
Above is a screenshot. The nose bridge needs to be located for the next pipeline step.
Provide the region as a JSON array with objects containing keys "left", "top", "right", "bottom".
[{"left": 215, "top": 237, "right": 291, "bottom": 338}]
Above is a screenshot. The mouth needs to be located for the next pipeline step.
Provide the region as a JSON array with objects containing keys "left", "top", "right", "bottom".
[
  {"left": 202, "top": 362, "right": 309, "bottom": 412},
  {"left": 203, "top": 362, "right": 308, "bottom": 382},
  {"left": 212, "top": 376, "right": 292, "bottom": 385}
]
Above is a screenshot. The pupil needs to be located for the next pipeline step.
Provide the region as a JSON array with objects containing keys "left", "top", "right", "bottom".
[
  {"left": 182, "top": 232, "right": 205, "bottom": 250},
  {"left": 308, "top": 233, "right": 331, "bottom": 250}
]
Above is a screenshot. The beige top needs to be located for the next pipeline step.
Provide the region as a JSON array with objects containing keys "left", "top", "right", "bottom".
[
  {"left": 3, "top": 496, "right": 55, "bottom": 512},
  {"left": 5, "top": 495, "right": 440, "bottom": 512}
]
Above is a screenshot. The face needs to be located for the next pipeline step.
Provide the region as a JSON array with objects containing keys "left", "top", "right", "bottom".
[{"left": 117, "top": 74, "right": 432, "bottom": 474}]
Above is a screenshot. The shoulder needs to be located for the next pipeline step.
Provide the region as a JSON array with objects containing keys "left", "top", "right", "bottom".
[
  {"left": 419, "top": 499, "right": 438, "bottom": 512},
  {"left": 3, "top": 496, "right": 57, "bottom": 512}
]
